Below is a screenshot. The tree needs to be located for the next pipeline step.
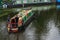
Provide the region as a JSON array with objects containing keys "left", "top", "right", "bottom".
[{"left": 0, "top": 0, "right": 2, "bottom": 5}]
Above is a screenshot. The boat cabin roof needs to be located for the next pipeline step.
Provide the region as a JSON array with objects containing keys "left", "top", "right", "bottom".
[{"left": 10, "top": 9, "right": 32, "bottom": 21}]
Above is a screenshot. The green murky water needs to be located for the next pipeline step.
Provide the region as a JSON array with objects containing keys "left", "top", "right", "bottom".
[{"left": 0, "top": 5, "right": 60, "bottom": 40}]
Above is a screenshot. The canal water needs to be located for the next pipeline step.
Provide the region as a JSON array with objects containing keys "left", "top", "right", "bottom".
[{"left": 0, "top": 5, "right": 60, "bottom": 40}]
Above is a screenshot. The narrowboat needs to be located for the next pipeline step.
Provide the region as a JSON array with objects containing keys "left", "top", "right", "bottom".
[{"left": 7, "top": 8, "right": 34, "bottom": 33}]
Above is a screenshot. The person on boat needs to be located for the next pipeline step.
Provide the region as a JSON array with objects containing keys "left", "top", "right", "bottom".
[
  {"left": 7, "top": 15, "right": 10, "bottom": 24},
  {"left": 15, "top": 15, "right": 19, "bottom": 27}
]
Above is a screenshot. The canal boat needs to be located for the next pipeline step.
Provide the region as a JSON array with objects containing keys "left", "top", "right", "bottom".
[{"left": 7, "top": 8, "right": 34, "bottom": 33}]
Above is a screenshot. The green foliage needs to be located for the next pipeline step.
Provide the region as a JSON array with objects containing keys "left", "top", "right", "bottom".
[
  {"left": 0, "top": 0, "right": 2, "bottom": 4},
  {"left": 7, "top": 0, "right": 12, "bottom": 2}
]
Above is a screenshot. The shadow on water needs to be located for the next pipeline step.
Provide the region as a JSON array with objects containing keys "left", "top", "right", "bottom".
[
  {"left": 34, "top": 8, "right": 56, "bottom": 32},
  {"left": 32, "top": 8, "right": 56, "bottom": 40}
]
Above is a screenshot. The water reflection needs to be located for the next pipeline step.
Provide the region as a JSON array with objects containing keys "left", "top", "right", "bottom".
[
  {"left": 45, "top": 20, "right": 60, "bottom": 40},
  {"left": 0, "top": 21, "right": 8, "bottom": 40},
  {"left": 32, "top": 9, "right": 60, "bottom": 40},
  {"left": 24, "top": 23, "right": 36, "bottom": 40}
]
